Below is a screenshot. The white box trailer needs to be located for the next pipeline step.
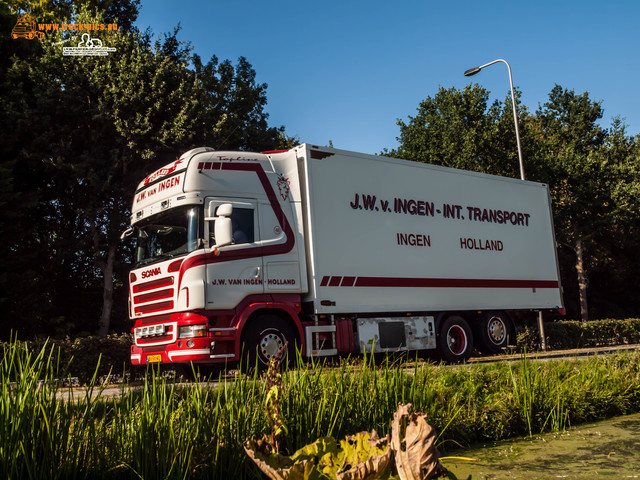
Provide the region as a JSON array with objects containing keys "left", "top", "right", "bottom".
[
  {"left": 124, "top": 144, "right": 563, "bottom": 367},
  {"left": 301, "top": 146, "right": 561, "bottom": 313}
]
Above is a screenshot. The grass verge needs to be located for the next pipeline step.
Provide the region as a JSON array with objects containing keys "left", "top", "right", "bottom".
[{"left": 1, "top": 338, "right": 640, "bottom": 479}]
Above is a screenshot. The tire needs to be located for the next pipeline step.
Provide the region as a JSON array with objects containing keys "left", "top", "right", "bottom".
[
  {"left": 241, "top": 315, "right": 296, "bottom": 371},
  {"left": 475, "top": 312, "right": 513, "bottom": 354},
  {"left": 437, "top": 315, "right": 474, "bottom": 363}
]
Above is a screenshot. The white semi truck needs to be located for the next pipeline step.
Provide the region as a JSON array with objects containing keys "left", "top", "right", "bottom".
[{"left": 123, "top": 144, "right": 563, "bottom": 367}]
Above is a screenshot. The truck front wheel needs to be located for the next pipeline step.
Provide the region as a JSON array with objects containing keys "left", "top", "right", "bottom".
[
  {"left": 438, "top": 315, "right": 473, "bottom": 363},
  {"left": 476, "top": 312, "right": 512, "bottom": 354},
  {"left": 242, "top": 315, "right": 296, "bottom": 370}
]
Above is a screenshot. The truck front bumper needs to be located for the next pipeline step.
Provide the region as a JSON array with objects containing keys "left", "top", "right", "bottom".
[{"left": 131, "top": 322, "right": 239, "bottom": 365}]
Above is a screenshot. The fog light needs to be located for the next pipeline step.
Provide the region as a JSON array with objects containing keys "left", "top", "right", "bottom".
[{"left": 186, "top": 340, "right": 195, "bottom": 348}]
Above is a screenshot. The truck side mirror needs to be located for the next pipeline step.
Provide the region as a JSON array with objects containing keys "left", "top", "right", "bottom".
[
  {"left": 216, "top": 203, "right": 233, "bottom": 217},
  {"left": 212, "top": 203, "right": 233, "bottom": 249},
  {"left": 120, "top": 226, "right": 135, "bottom": 240},
  {"left": 205, "top": 202, "right": 233, "bottom": 221}
]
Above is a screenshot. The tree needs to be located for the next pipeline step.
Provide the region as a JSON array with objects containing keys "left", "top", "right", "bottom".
[
  {"left": 532, "top": 85, "right": 638, "bottom": 321},
  {"left": 1, "top": 4, "right": 288, "bottom": 337},
  {"left": 389, "top": 84, "right": 531, "bottom": 179},
  {"left": 7, "top": 0, "right": 140, "bottom": 29},
  {"left": 583, "top": 119, "right": 640, "bottom": 317},
  {"left": 192, "top": 54, "right": 287, "bottom": 151}
]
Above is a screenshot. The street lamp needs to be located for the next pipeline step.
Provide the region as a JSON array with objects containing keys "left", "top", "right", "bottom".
[
  {"left": 464, "top": 59, "right": 525, "bottom": 181},
  {"left": 466, "top": 59, "right": 546, "bottom": 349}
]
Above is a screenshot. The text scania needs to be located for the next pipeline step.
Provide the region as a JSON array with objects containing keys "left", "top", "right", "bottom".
[
  {"left": 349, "top": 192, "right": 531, "bottom": 227},
  {"left": 141, "top": 267, "right": 161, "bottom": 279}
]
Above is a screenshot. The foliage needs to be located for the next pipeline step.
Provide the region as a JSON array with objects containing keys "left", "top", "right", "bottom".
[
  {"left": 2, "top": 3, "right": 639, "bottom": 338},
  {"left": 531, "top": 86, "right": 640, "bottom": 320},
  {"left": 517, "top": 318, "right": 640, "bottom": 352},
  {"left": 245, "top": 431, "right": 393, "bottom": 480},
  {"left": 7, "top": 0, "right": 141, "bottom": 30},
  {"left": 245, "top": 403, "right": 442, "bottom": 480},
  {"left": 0, "top": 3, "right": 289, "bottom": 337},
  {"left": 0, "top": 333, "right": 131, "bottom": 384},
  {"left": 4, "top": 317, "right": 638, "bottom": 386},
  {"left": 2, "top": 337, "right": 640, "bottom": 479}
]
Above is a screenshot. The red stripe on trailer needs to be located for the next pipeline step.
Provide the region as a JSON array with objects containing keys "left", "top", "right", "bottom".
[
  {"left": 352, "top": 277, "right": 559, "bottom": 289},
  {"left": 318, "top": 276, "right": 559, "bottom": 289},
  {"left": 340, "top": 276, "right": 356, "bottom": 287}
]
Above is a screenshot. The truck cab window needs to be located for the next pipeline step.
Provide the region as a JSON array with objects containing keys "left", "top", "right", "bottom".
[
  {"left": 209, "top": 206, "right": 255, "bottom": 245},
  {"left": 135, "top": 206, "right": 201, "bottom": 266},
  {"left": 231, "top": 208, "right": 254, "bottom": 244}
]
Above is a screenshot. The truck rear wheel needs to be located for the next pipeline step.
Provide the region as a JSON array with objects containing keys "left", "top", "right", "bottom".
[
  {"left": 242, "top": 315, "right": 296, "bottom": 371},
  {"left": 438, "top": 315, "right": 473, "bottom": 363},
  {"left": 476, "top": 312, "right": 512, "bottom": 354}
]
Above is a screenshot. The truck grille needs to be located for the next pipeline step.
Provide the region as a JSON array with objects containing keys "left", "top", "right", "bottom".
[{"left": 133, "top": 276, "right": 175, "bottom": 315}]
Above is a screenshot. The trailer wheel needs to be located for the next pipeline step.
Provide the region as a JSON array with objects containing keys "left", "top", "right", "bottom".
[
  {"left": 476, "top": 312, "right": 512, "bottom": 354},
  {"left": 242, "top": 315, "right": 296, "bottom": 371},
  {"left": 438, "top": 315, "right": 473, "bottom": 363}
]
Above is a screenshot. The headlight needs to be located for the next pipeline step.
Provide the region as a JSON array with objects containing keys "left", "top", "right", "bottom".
[{"left": 178, "top": 324, "right": 207, "bottom": 339}]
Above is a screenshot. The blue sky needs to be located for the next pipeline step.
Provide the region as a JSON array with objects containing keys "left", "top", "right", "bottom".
[{"left": 136, "top": 0, "right": 640, "bottom": 155}]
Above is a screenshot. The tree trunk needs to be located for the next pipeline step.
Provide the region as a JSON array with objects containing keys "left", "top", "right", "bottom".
[
  {"left": 575, "top": 233, "right": 589, "bottom": 322},
  {"left": 97, "top": 242, "right": 117, "bottom": 337}
]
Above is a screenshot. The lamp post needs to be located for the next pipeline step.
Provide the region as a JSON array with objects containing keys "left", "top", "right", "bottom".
[
  {"left": 464, "top": 59, "right": 525, "bottom": 181},
  {"left": 465, "top": 59, "right": 546, "bottom": 350}
]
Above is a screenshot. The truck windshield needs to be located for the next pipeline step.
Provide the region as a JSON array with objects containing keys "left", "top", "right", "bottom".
[{"left": 134, "top": 206, "right": 201, "bottom": 267}]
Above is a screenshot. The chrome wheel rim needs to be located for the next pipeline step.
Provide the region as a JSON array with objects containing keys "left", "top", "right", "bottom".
[
  {"left": 259, "top": 332, "right": 285, "bottom": 361},
  {"left": 487, "top": 316, "right": 506, "bottom": 344}
]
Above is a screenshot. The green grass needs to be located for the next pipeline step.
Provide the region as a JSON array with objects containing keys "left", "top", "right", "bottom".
[{"left": 2, "top": 338, "right": 640, "bottom": 479}]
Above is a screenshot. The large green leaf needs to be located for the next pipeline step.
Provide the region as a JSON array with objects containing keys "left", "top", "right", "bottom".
[{"left": 245, "top": 431, "right": 392, "bottom": 480}]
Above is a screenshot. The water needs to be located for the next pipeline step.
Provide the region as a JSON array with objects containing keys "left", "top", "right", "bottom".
[{"left": 443, "top": 413, "right": 640, "bottom": 479}]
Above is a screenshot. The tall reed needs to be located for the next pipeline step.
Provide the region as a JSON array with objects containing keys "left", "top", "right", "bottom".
[{"left": 2, "top": 337, "right": 640, "bottom": 479}]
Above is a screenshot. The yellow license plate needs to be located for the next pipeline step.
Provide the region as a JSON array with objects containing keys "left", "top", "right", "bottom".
[{"left": 147, "top": 354, "right": 162, "bottom": 363}]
